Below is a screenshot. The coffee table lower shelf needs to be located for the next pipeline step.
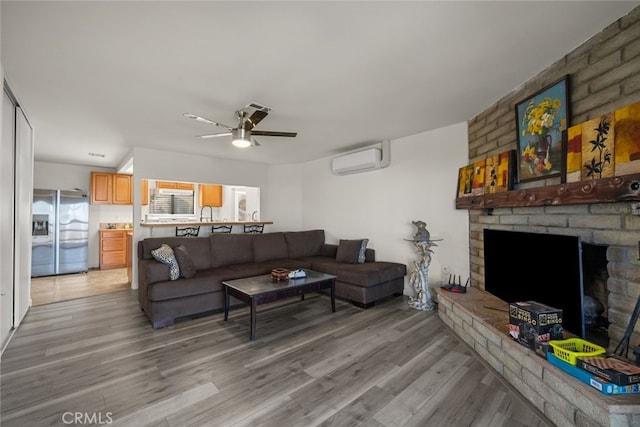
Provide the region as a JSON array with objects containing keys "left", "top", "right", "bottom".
[{"left": 223, "top": 270, "right": 336, "bottom": 340}]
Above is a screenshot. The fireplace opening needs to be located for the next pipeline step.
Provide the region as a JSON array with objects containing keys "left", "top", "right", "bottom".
[
  {"left": 582, "top": 243, "right": 610, "bottom": 348},
  {"left": 483, "top": 229, "right": 610, "bottom": 345}
]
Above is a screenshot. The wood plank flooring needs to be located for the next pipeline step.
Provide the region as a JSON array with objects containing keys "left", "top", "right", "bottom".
[{"left": 0, "top": 291, "right": 554, "bottom": 427}]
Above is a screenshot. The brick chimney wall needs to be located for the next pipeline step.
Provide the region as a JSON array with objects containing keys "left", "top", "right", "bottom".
[{"left": 465, "top": 6, "right": 640, "bottom": 353}]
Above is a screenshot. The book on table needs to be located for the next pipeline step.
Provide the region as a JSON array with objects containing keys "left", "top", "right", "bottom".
[
  {"left": 576, "top": 355, "right": 640, "bottom": 386},
  {"left": 547, "top": 353, "right": 640, "bottom": 395}
]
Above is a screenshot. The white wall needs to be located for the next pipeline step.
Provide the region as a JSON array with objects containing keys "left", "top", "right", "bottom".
[
  {"left": 297, "top": 123, "right": 470, "bottom": 294},
  {"left": 263, "top": 164, "right": 303, "bottom": 231},
  {"left": 33, "top": 161, "right": 111, "bottom": 193}
]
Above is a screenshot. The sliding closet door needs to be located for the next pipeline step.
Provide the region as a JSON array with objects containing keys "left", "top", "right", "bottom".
[
  {"left": 15, "top": 106, "right": 33, "bottom": 323},
  {"left": 1, "top": 88, "right": 16, "bottom": 348}
]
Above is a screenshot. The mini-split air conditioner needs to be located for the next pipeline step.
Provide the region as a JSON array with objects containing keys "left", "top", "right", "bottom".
[{"left": 331, "top": 148, "right": 382, "bottom": 175}]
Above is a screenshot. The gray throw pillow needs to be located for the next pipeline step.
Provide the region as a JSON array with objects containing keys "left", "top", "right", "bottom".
[
  {"left": 174, "top": 245, "right": 197, "bottom": 278},
  {"left": 151, "top": 244, "right": 180, "bottom": 280},
  {"left": 358, "top": 238, "right": 369, "bottom": 263},
  {"left": 336, "top": 239, "right": 368, "bottom": 264}
]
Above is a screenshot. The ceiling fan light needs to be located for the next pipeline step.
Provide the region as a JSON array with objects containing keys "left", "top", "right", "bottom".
[
  {"left": 232, "top": 138, "right": 251, "bottom": 148},
  {"left": 231, "top": 128, "right": 251, "bottom": 148}
]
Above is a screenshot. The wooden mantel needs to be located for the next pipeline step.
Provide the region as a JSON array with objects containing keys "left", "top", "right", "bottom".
[{"left": 456, "top": 172, "right": 640, "bottom": 210}]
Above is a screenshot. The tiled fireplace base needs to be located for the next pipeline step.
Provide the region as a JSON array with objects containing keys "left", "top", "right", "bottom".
[{"left": 436, "top": 287, "right": 640, "bottom": 427}]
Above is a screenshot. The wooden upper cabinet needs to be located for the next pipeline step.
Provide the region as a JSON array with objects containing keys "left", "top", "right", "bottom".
[
  {"left": 90, "top": 171, "right": 132, "bottom": 205},
  {"left": 112, "top": 174, "right": 132, "bottom": 204},
  {"left": 141, "top": 179, "right": 149, "bottom": 205},
  {"left": 90, "top": 172, "right": 113, "bottom": 204},
  {"left": 199, "top": 184, "right": 223, "bottom": 207},
  {"left": 176, "top": 182, "right": 195, "bottom": 190},
  {"left": 156, "top": 181, "right": 194, "bottom": 190},
  {"left": 155, "top": 181, "right": 175, "bottom": 189}
]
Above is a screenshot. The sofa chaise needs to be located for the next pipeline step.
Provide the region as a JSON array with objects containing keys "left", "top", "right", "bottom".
[{"left": 137, "top": 229, "right": 407, "bottom": 328}]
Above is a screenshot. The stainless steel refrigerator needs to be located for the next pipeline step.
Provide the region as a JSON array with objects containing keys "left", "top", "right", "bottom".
[{"left": 31, "top": 189, "right": 89, "bottom": 277}]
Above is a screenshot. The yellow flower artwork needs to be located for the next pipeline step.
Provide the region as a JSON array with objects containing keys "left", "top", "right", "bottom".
[{"left": 516, "top": 77, "right": 569, "bottom": 183}]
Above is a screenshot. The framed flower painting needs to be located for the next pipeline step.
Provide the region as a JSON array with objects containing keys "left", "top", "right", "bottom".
[{"left": 515, "top": 76, "right": 570, "bottom": 183}]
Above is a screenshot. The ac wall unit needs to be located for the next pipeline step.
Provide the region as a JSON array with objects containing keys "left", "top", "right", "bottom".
[{"left": 331, "top": 148, "right": 382, "bottom": 175}]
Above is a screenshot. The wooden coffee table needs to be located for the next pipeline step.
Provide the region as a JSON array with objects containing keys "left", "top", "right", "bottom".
[{"left": 223, "top": 269, "right": 336, "bottom": 340}]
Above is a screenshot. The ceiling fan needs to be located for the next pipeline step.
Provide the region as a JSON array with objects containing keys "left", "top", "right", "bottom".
[{"left": 183, "top": 102, "right": 297, "bottom": 148}]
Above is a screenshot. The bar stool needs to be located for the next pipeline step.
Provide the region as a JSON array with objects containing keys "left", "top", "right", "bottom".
[
  {"left": 211, "top": 225, "right": 232, "bottom": 234},
  {"left": 243, "top": 224, "right": 264, "bottom": 234},
  {"left": 175, "top": 226, "right": 200, "bottom": 237}
]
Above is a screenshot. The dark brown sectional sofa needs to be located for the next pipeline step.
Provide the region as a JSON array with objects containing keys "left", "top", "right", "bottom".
[{"left": 137, "top": 229, "right": 407, "bottom": 328}]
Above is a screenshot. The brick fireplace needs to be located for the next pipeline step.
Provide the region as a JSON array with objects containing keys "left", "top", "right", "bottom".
[
  {"left": 446, "top": 8, "right": 640, "bottom": 426},
  {"left": 464, "top": 6, "right": 640, "bottom": 356},
  {"left": 472, "top": 204, "right": 639, "bottom": 354}
]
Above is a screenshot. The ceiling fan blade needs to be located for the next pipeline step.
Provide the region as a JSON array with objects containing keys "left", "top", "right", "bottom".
[
  {"left": 183, "top": 113, "right": 233, "bottom": 130},
  {"left": 245, "top": 110, "right": 269, "bottom": 130},
  {"left": 251, "top": 130, "right": 297, "bottom": 137},
  {"left": 252, "top": 138, "right": 261, "bottom": 147},
  {"left": 197, "top": 132, "right": 232, "bottom": 139}
]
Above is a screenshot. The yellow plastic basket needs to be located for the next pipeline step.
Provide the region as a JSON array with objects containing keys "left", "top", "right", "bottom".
[{"left": 549, "top": 338, "right": 606, "bottom": 365}]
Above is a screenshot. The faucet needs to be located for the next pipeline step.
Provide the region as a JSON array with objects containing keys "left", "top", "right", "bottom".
[
  {"left": 200, "top": 205, "right": 213, "bottom": 222},
  {"left": 251, "top": 210, "right": 258, "bottom": 221}
]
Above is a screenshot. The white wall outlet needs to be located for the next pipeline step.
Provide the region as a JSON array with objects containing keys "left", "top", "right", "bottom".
[
  {"left": 441, "top": 265, "right": 451, "bottom": 278},
  {"left": 631, "top": 202, "right": 640, "bottom": 216}
]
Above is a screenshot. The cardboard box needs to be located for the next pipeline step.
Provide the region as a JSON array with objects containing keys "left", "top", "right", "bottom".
[
  {"left": 509, "top": 301, "right": 563, "bottom": 356},
  {"left": 577, "top": 356, "right": 640, "bottom": 386}
]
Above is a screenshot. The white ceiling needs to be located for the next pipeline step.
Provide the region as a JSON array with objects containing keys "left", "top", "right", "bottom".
[{"left": 2, "top": 1, "right": 639, "bottom": 169}]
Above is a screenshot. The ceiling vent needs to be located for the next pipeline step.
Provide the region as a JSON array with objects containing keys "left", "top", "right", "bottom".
[{"left": 332, "top": 148, "right": 382, "bottom": 175}]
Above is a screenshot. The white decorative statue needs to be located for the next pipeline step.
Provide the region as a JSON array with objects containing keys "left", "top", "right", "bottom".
[{"left": 406, "top": 220, "right": 441, "bottom": 311}]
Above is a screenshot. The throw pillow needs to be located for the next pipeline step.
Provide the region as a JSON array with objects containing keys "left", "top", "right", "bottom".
[
  {"left": 358, "top": 238, "right": 369, "bottom": 264},
  {"left": 173, "top": 245, "right": 197, "bottom": 278},
  {"left": 151, "top": 244, "right": 180, "bottom": 280},
  {"left": 336, "top": 239, "right": 368, "bottom": 264}
]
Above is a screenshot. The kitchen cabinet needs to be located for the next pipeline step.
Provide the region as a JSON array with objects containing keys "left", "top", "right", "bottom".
[
  {"left": 90, "top": 171, "right": 132, "bottom": 205},
  {"left": 100, "top": 230, "right": 127, "bottom": 270},
  {"left": 156, "top": 180, "right": 194, "bottom": 190},
  {"left": 141, "top": 179, "right": 148, "bottom": 205},
  {"left": 90, "top": 172, "right": 112, "bottom": 204},
  {"left": 199, "top": 184, "right": 223, "bottom": 207},
  {"left": 112, "top": 174, "right": 132, "bottom": 204}
]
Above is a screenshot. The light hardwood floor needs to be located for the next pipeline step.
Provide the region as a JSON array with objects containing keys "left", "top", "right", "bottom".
[
  {"left": 1, "top": 291, "right": 553, "bottom": 427},
  {"left": 30, "top": 268, "right": 130, "bottom": 306}
]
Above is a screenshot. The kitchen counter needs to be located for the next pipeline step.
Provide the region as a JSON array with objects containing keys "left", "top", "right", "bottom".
[
  {"left": 139, "top": 221, "right": 273, "bottom": 227},
  {"left": 100, "top": 222, "right": 133, "bottom": 230}
]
